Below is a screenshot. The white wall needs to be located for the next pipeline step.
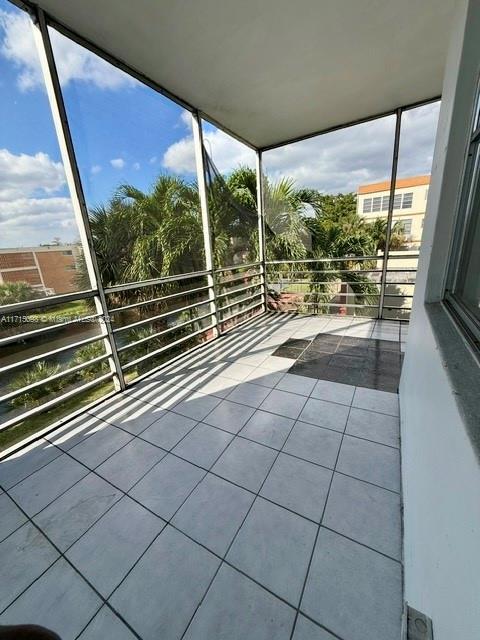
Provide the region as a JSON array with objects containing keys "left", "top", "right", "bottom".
[{"left": 400, "top": 1, "right": 480, "bottom": 638}]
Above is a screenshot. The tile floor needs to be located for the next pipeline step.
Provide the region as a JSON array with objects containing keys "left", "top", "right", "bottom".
[
  {"left": 274, "top": 332, "right": 404, "bottom": 392},
  {"left": 0, "top": 313, "right": 404, "bottom": 640}
]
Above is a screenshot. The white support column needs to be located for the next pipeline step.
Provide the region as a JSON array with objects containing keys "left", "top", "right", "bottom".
[
  {"left": 31, "top": 8, "right": 125, "bottom": 390},
  {"left": 256, "top": 150, "right": 268, "bottom": 312},
  {"left": 378, "top": 107, "right": 402, "bottom": 319},
  {"left": 191, "top": 110, "right": 219, "bottom": 338}
]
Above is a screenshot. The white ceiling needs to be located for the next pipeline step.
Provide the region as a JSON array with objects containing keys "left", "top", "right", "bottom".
[{"left": 35, "top": 0, "right": 456, "bottom": 149}]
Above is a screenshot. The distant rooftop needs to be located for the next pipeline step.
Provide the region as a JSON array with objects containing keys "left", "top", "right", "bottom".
[{"left": 358, "top": 175, "right": 431, "bottom": 195}]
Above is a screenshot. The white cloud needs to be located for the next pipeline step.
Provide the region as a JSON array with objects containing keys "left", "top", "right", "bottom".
[
  {"left": 180, "top": 110, "right": 193, "bottom": 129},
  {"left": 0, "top": 8, "right": 136, "bottom": 91},
  {"left": 132, "top": 162, "right": 140, "bottom": 170},
  {"left": 0, "top": 196, "right": 76, "bottom": 247},
  {"left": 0, "top": 148, "right": 66, "bottom": 201},
  {"left": 91, "top": 164, "right": 102, "bottom": 175},
  {"left": 162, "top": 137, "right": 196, "bottom": 175},
  {"left": 0, "top": 197, "right": 74, "bottom": 227},
  {"left": 149, "top": 156, "right": 158, "bottom": 165},
  {"left": 110, "top": 158, "right": 125, "bottom": 169},
  {"left": 0, "top": 148, "right": 77, "bottom": 247},
  {"left": 163, "top": 103, "right": 440, "bottom": 192},
  {"left": 163, "top": 127, "right": 256, "bottom": 176},
  {"left": 264, "top": 103, "right": 441, "bottom": 193}
]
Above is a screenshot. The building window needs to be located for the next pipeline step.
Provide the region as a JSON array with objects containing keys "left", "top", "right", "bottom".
[
  {"left": 393, "top": 193, "right": 402, "bottom": 209},
  {"left": 399, "top": 218, "right": 412, "bottom": 234},
  {"left": 363, "top": 198, "right": 372, "bottom": 213},
  {"left": 62, "top": 250, "right": 73, "bottom": 256},
  {"left": 382, "top": 195, "right": 390, "bottom": 211},
  {"left": 402, "top": 192, "right": 413, "bottom": 208},
  {"left": 445, "top": 79, "right": 480, "bottom": 350},
  {"left": 372, "top": 196, "right": 382, "bottom": 212}
]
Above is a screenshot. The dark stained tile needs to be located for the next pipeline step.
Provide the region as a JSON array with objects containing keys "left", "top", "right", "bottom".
[
  {"left": 278, "top": 333, "right": 402, "bottom": 392},
  {"left": 298, "top": 350, "right": 332, "bottom": 365},
  {"left": 283, "top": 339, "right": 311, "bottom": 349},
  {"left": 330, "top": 354, "right": 364, "bottom": 370},
  {"left": 272, "top": 346, "right": 304, "bottom": 359},
  {"left": 370, "top": 339, "right": 400, "bottom": 352}
]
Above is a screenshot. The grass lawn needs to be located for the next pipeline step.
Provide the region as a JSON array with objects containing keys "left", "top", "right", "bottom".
[
  {"left": 28, "top": 299, "right": 93, "bottom": 323},
  {"left": 0, "top": 381, "right": 114, "bottom": 453}
]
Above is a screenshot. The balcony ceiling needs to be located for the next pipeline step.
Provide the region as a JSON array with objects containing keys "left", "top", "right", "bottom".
[{"left": 35, "top": 0, "right": 456, "bottom": 148}]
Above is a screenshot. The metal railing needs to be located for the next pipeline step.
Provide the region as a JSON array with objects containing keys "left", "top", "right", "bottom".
[
  {"left": 265, "top": 253, "right": 418, "bottom": 320},
  {"left": 0, "top": 251, "right": 415, "bottom": 437},
  {"left": 0, "top": 290, "right": 114, "bottom": 432},
  {"left": 214, "top": 263, "right": 265, "bottom": 333},
  {"left": 0, "top": 264, "right": 266, "bottom": 436}
]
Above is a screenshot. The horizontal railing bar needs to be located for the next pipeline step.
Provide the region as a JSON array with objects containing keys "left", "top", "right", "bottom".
[
  {"left": 218, "top": 292, "right": 263, "bottom": 314},
  {"left": 0, "top": 313, "right": 102, "bottom": 347},
  {"left": 113, "top": 299, "right": 211, "bottom": 334},
  {"left": 278, "top": 291, "right": 381, "bottom": 298},
  {"left": 108, "top": 285, "right": 211, "bottom": 314},
  {"left": 0, "top": 354, "right": 109, "bottom": 404},
  {"left": 215, "top": 262, "right": 262, "bottom": 273},
  {"left": 266, "top": 255, "right": 418, "bottom": 264},
  {"left": 0, "top": 371, "right": 114, "bottom": 433},
  {"left": 0, "top": 289, "right": 97, "bottom": 315},
  {"left": 0, "top": 387, "right": 118, "bottom": 461},
  {"left": 266, "top": 257, "right": 378, "bottom": 264},
  {"left": 216, "top": 271, "right": 262, "bottom": 286},
  {"left": 122, "top": 324, "right": 213, "bottom": 371},
  {"left": 278, "top": 300, "right": 379, "bottom": 308},
  {"left": 267, "top": 280, "right": 381, "bottom": 286},
  {"left": 267, "top": 269, "right": 384, "bottom": 275},
  {"left": 117, "top": 311, "right": 215, "bottom": 353},
  {"left": 219, "top": 300, "right": 264, "bottom": 324},
  {"left": 215, "top": 282, "right": 262, "bottom": 300},
  {"left": 0, "top": 332, "right": 105, "bottom": 375},
  {"left": 103, "top": 270, "right": 210, "bottom": 295}
]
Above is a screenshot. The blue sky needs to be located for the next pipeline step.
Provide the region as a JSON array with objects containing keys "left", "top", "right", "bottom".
[{"left": 0, "top": 0, "right": 439, "bottom": 249}]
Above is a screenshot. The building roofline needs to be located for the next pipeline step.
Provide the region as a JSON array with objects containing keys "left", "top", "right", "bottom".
[{"left": 358, "top": 174, "right": 431, "bottom": 194}]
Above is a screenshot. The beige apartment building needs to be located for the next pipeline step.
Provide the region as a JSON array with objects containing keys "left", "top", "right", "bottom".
[
  {"left": 357, "top": 175, "right": 430, "bottom": 248},
  {"left": 0, "top": 244, "right": 82, "bottom": 296}
]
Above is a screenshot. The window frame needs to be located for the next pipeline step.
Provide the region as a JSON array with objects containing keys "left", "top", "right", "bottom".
[
  {"left": 399, "top": 218, "right": 413, "bottom": 234},
  {"left": 371, "top": 196, "right": 382, "bottom": 212},
  {"left": 444, "top": 76, "right": 480, "bottom": 353},
  {"left": 402, "top": 192, "right": 413, "bottom": 208},
  {"left": 362, "top": 197, "right": 372, "bottom": 213}
]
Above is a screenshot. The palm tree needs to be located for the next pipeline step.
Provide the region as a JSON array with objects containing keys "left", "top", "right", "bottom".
[
  {"left": 263, "top": 177, "right": 312, "bottom": 261},
  {"left": 9, "top": 361, "right": 66, "bottom": 409},
  {"left": 90, "top": 175, "right": 205, "bottom": 287},
  {"left": 72, "top": 342, "right": 109, "bottom": 380},
  {"left": 367, "top": 217, "right": 406, "bottom": 252}
]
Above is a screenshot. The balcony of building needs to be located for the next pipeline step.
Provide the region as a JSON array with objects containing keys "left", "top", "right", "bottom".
[
  {"left": 1, "top": 312, "right": 403, "bottom": 640},
  {"left": 1, "top": 1, "right": 479, "bottom": 639}
]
